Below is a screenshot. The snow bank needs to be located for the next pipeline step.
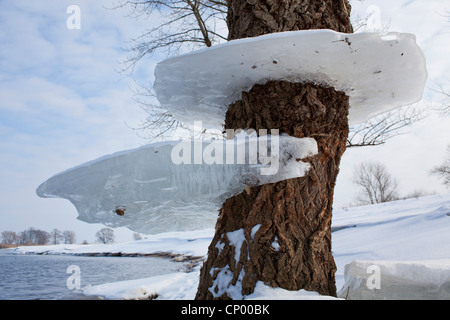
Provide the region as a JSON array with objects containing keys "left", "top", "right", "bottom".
[
  {"left": 332, "top": 194, "right": 450, "bottom": 292},
  {"left": 14, "top": 229, "right": 214, "bottom": 258},
  {"left": 36, "top": 135, "right": 317, "bottom": 234},
  {"left": 82, "top": 268, "right": 201, "bottom": 300},
  {"left": 81, "top": 269, "right": 341, "bottom": 300},
  {"left": 154, "top": 30, "right": 427, "bottom": 129},
  {"left": 80, "top": 193, "right": 449, "bottom": 300},
  {"left": 246, "top": 282, "right": 340, "bottom": 300},
  {"left": 339, "top": 260, "right": 450, "bottom": 300}
]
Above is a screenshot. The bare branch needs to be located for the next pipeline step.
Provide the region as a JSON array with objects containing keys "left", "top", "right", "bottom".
[
  {"left": 428, "top": 80, "right": 450, "bottom": 115},
  {"left": 116, "top": 1, "right": 427, "bottom": 145},
  {"left": 347, "top": 104, "right": 427, "bottom": 148},
  {"left": 114, "top": 0, "right": 227, "bottom": 72}
]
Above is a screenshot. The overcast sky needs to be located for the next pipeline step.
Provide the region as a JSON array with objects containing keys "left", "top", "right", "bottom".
[{"left": 0, "top": 0, "right": 449, "bottom": 243}]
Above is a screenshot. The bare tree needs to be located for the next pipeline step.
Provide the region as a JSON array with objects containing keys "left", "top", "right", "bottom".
[
  {"left": 126, "top": 83, "right": 185, "bottom": 140},
  {"left": 428, "top": 11, "right": 450, "bottom": 115},
  {"left": 113, "top": 0, "right": 227, "bottom": 72},
  {"left": 431, "top": 145, "right": 450, "bottom": 188},
  {"left": 114, "top": 0, "right": 423, "bottom": 298},
  {"left": 18, "top": 228, "right": 50, "bottom": 245},
  {"left": 429, "top": 81, "right": 450, "bottom": 115},
  {"left": 117, "top": 1, "right": 425, "bottom": 145},
  {"left": 95, "top": 228, "right": 115, "bottom": 244},
  {"left": 62, "top": 230, "right": 77, "bottom": 244},
  {"left": 50, "top": 228, "right": 64, "bottom": 245},
  {"left": 114, "top": 0, "right": 228, "bottom": 139},
  {"left": 353, "top": 161, "right": 400, "bottom": 205},
  {"left": 18, "top": 230, "right": 29, "bottom": 245},
  {"left": 1, "top": 231, "right": 19, "bottom": 245}
]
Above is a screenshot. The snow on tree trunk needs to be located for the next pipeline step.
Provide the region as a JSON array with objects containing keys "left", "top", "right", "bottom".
[{"left": 195, "top": 0, "right": 353, "bottom": 299}]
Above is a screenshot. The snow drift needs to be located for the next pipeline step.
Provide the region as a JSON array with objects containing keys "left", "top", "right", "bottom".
[{"left": 154, "top": 29, "right": 427, "bottom": 129}]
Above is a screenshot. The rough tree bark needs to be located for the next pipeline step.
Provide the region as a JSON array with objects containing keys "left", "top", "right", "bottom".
[
  {"left": 227, "top": 0, "right": 353, "bottom": 40},
  {"left": 196, "top": 0, "right": 353, "bottom": 299}
]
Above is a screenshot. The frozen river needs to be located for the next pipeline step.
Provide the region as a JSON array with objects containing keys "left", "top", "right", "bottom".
[{"left": 0, "top": 251, "right": 183, "bottom": 300}]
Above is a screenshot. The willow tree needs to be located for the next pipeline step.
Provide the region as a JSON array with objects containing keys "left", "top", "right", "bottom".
[
  {"left": 35, "top": 0, "right": 426, "bottom": 300},
  {"left": 195, "top": 0, "right": 353, "bottom": 298}
]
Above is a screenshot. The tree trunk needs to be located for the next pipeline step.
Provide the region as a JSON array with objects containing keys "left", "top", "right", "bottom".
[
  {"left": 196, "top": 0, "right": 353, "bottom": 299},
  {"left": 227, "top": 0, "right": 353, "bottom": 40}
]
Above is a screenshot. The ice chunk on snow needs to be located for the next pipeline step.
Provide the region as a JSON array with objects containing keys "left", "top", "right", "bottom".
[
  {"left": 83, "top": 269, "right": 200, "bottom": 300},
  {"left": 246, "top": 282, "right": 340, "bottom": 300},
  {"left": 36, "top": 136, "right": 317, "bottom": 234},
  {"left": 339, "top": 259, "right": 450, "bottom": 300},
  {"left": 154, "top": 30, "right": 427, "bottom": 128}
]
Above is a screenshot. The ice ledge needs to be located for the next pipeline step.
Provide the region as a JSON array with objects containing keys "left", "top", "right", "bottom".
[
  {"left": 36, "top": 135, "right": 317, "bottom": 234},
  {"left": 154, "top": 29, "right": 427, "bottom": 129},
  {"left": 338, "top": 259, "right": 450, "bottom": 300}
]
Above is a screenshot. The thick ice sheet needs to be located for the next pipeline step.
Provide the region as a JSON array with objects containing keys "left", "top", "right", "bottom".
[
  {"left": 246, "top": 282, "right": 341, "bottom": 300},
  {"left": 36, "top": 136, "right": 317, "bottom": 234},
  {"left": 340, "top": 259, "right": 450, "bottom": 300},
  {"left": 154, "top": 30, "right": 427, "bottom": 128}
]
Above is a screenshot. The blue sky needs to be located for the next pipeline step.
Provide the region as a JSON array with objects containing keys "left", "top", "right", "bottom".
[
  {"left": 0, "top": 0, "right": 153, "bottom": 242},
  {"left": 0, "top": 0, "right": 449, "bottom": 243}
]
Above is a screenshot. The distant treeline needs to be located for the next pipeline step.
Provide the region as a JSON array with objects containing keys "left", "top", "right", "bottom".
[{"left": 1, "top": 228, "right": 76, "bottom": 246}]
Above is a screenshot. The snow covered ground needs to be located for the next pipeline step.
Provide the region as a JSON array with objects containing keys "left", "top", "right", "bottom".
[
  {"left": 13, "top": 193, "right": 450, "bottom": 300},
  {"left": 332, "top": 194, "right": 450, "bottom": 299}
]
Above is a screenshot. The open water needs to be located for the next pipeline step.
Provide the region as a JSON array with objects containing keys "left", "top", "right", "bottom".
[{"left": 0, "top": 251, "right": 183, "bottom": 300}]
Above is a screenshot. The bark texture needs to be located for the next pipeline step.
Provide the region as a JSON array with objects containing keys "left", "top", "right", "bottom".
[
  {"left": 227, "top": 0, "right": 353, "bottom": 40},
  {"left": 196, "top": 82, "right": 349, "bottom": 299},
  {"left": 196, "top": 0, "right": 353, "bottom": 299}
]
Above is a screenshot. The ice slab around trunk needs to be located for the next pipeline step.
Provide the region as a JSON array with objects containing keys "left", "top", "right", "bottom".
[
  {"left": 36, "top": 135, "right": 317, "bottom": 234},
  {"left": 154, "top": 29, "right": 427, "bottom": 129}
]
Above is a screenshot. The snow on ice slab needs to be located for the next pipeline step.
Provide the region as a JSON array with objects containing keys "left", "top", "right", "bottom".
[
  {"left": 339, "top": 259, "right": 450, "bottom": 300},
  {"left": 82, "top": 269, "right": 201, "bottom": 300},
  {"left": 154, "top": 30, "right": 427, "bottom": 128},
  {"left": 36, "top": 136, "right": 317, "bottom": 234}
]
